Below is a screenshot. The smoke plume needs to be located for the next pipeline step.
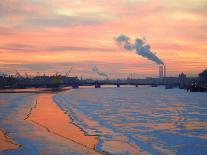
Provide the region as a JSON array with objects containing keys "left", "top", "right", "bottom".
[
  {"left": 115, "top": 34, "right": 164, "bottom": 64},
  {"left": 92, "top": 66, "right": 108, "bottom": 78}
]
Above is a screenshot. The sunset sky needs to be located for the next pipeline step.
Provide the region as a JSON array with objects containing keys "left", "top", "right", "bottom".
[{"left": 0, "top": 0, "right": 206, "bottom": 78}]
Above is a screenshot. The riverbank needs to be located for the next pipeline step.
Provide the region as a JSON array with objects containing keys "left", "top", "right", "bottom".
[
  {"left": 27, "top": 92, "right": 102, "bottom": 154},
  {"left": 0, "top": 87, "right": 70, "bottom": 93}
]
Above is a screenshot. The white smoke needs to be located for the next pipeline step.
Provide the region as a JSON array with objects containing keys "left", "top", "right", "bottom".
[
  {"left": 115, "top": 34, "right": 164, "bottom": 65},
  {"left": 92, "top": 66, "right": 108, "bottom": 78}
]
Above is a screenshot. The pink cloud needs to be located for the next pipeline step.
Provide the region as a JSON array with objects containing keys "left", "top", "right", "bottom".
[{"left": 0, "top": 0, "right": 206, "bottom": 77}]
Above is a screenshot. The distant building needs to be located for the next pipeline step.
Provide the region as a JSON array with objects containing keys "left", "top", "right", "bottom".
[
  {"left": 164, "top": 77, "right": 179, "bottom": 85},
  {"left": 178, "top": 73, "right": 187, "bottom": 85},
  {"left": 199, "top": 69, "right": 207, "bottom": 83}
]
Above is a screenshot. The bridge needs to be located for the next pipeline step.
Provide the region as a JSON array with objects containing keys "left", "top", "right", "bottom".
[{"left": 70, "top": 81, "right": 177, "bottom": 89}]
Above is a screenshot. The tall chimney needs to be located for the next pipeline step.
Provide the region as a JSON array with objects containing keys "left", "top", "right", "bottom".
[
  {"left": 159, "top": 65, "right": 164, "bottom": 78},
  {"left": 164, "top": 65, "right": 166, "bottom": 77}
]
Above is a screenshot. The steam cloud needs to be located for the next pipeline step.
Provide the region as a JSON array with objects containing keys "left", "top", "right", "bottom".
[
  {"left": 115, "top": 34, "right": 164, "bottom": 64},
  {"left": 92, "top": 66, "right": 108, "bottom": 78}
]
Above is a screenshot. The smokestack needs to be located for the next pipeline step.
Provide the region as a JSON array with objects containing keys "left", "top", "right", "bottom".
[
  {"left": 159, "top": 65, "right": 163, "bottom": 78},
  {"left": 115, "top": 35, "right": 165, "bottom": 78},
  {"left": 164, "top": 65, "right": 166, "bottom": 77},
  {"left": 159, "top": 65, "right": 166, "bottom": 78}
]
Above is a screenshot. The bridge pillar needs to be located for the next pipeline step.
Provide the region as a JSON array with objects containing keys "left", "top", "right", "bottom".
[
  {"left": 94, "top": 81, "right": 101, "bottom": 88},
  {"left": 95, "top": 83, "right": 101, "bottom": 88},
  {"left": 135, "top": 84, "right": 138, "bottom": 87},
  {"left": 117, "top": 84, "right": 120, "bottom": 88},
  {"left": 72, "top": 83, "right": 79, "bottom": 89}
]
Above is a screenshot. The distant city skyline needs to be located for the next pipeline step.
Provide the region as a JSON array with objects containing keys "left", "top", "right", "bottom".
[{"left": 0, "top": 0, "right": 206, "bottom": 78}]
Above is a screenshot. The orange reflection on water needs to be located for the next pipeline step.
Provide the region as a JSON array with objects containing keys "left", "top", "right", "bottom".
[
  {"left": 0, "top": 129, "right": 20, "bottom": 151},
  {"left": 184, "top": 121, "right": 207, "bottom": 131},
  {"left": 28, "top": 93, "right": 99, "bottom": 151}
]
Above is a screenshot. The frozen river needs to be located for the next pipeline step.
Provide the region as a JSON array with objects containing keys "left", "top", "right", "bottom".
[{"left": 55, "top": 86, "right": 207, "bottom": 155}]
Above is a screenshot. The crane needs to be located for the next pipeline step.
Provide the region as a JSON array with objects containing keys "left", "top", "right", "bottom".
[
  {"left": 65, "top": 67, "right": 73, "bottom": 77},
  {"left": 15, "top": 71, "right": 22, "bottom": 78}
]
